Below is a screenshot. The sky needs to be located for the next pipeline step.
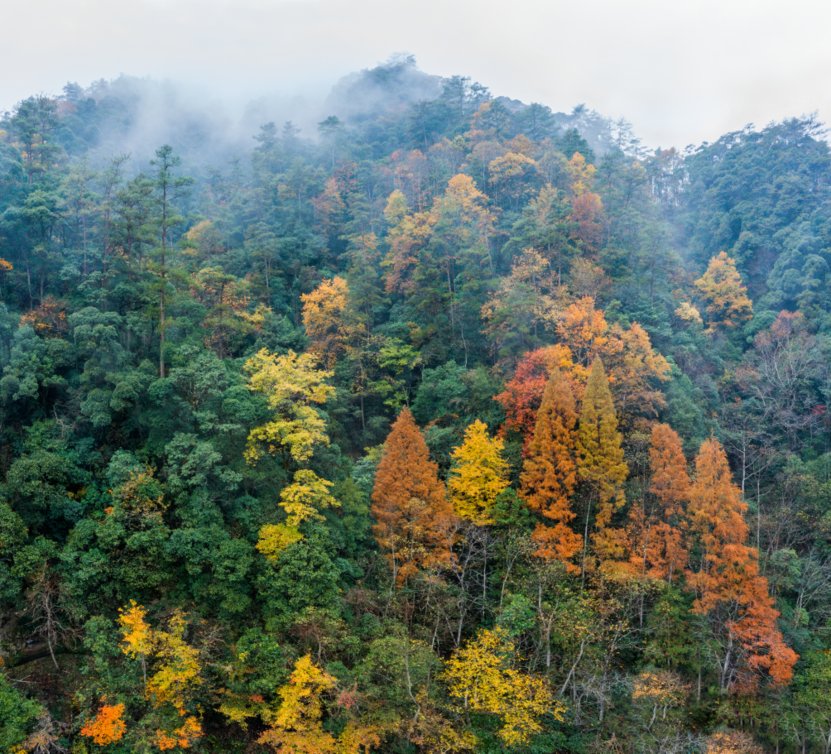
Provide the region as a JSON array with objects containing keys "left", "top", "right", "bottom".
[{"left": 3, "top": 0, "right": 831, "bottom": 149}]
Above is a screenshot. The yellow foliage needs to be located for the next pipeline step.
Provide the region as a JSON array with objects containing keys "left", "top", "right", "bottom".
[
  {"left": 258, "top": 655, "right": 342, "bottom": 753},
  {"left": 279, "top": 470, "right": 339, "bottom": 526},
  {"left": 674, "top": 301, "right": 703, "bottom": 326},
  {"left": 244, "top": 349, "right": 335, "bottom": 463},
  {"left": 145, "top": 611, "right": 201, "bottom": 712},
  {"left": 117, "top": 603, "right": 203, "bottom": 741},
  {"left": 256, "top": 470, "right": 339, "bottom": 560},
  {"left": 257, "top": 522, "right": 304, "bottom": 561},
  {"left": 274, "top": 655, "right": 336, "bottom": 730},
  {"left": 694, "top": 251, "right": 752, "bottom": 331},
  {"left": 443, "top": 628, "right": 563, "bottom": 746},
  {"left": 301, "top": 277, "right": 352, "bottom": 367},
  {"left": 631, "top": 670, "right": 687, "bottom": 704},
  {"left": 448, "top": 420, "right": 509, "bottom": 526},
  {"left": 566, "top": 152, "right": 596, "bottom": 196},
  {"left": 118, "top": 601, "right": 153, "bottom": 658}
]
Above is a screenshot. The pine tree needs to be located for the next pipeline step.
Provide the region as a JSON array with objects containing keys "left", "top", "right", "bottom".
[
  {"left": 371, "top": 408, "right": 457, "bottom": 584},
  {"left": 576, "top": 357, "right": 629, "bottom": 578},
  {"left": 686, "top": 438, "right": 797, "bottom": 691},
  {"left": 520, "top": 368, "right": 582, "bottom": 571},
  {"left": 448, "top": 420, "right": 509, "bottom": 526}
]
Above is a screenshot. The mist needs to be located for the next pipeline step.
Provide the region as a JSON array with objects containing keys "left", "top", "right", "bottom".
[{"left": 4, "top": 0, "right": 831, "bottom": 150}]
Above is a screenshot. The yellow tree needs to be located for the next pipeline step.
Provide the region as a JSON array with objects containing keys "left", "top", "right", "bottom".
[
  {"left": 382, "top": 190, "right": 435, "bottom": 294},
  {"left": 520, "top": 368, "right": 583, "bottom": 571},
  {"left": 259, "top": 655, "right": 383, "bottom": 754},
  {"left": 448, "top": 420, "right": 509, "bottom": 526},
  {"left": 443, "top": 627, "right": 563, "bottom": 747},
  {"left": 301, "top": 276, "right": 352, "bottom": 368},
  {"left": 257, "top": 470, "right": 339, "bottom": 560},
  {"left": 694, "top": 251, "right": 752, "bottom": 332},
  {"left": 576, "top": 358, "right": 629, "bottom": 579},
  {"left": 244, "top": 349, "right": 335, "bottom": 464},
  {"left": 258, "top": 654, "right": 338, "bottom": 754},
  {"left": 117, "top": 603, "right": 203, "bottom": 750}
]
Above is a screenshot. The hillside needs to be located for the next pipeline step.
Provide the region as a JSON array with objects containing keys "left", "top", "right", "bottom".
[{"left": 1, "top": 58, "right": 830, "bottom": 753}]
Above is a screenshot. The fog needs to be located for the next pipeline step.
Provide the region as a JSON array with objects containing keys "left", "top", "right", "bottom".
[{"left": 3, "top": 0, "right": 831, "bottom": 149}]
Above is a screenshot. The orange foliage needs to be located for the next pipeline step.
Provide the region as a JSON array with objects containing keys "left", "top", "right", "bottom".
[
  {"left": 520, "top": 369, "right": 582, "bottom": 570},
  {"left": 629, "top": 423, "right": 690, "bottom": 582},
  {"left": 705, "top": 730, "right": 764, "bottom": 753},
  {"left": 686, "top": 439, "right": 797, "bottom": 690},
  {"left": 371, "top": 408, "right": 457, "bottom": 584},
  {"left": 155, "top": 716, "right": 203, "bottom": 751},
  {"left": 496, "top": 298, "right": 669, "bottom": 443},
  {"left": 495, "top": 344, "right": 575, "bottom": 441},
  {"left": 80, "top": 701, "right": 127, "bottom": 745},
  {"left": 569, "top": 191, "right": 604, "bottom": 250},
  {"left": 20, "top": 296, "right": 68, "bottom": 336}
]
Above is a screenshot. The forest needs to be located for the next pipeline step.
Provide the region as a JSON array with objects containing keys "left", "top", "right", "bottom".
[{"left": 1, "top": 56, "right": 831, "bottom": 753}]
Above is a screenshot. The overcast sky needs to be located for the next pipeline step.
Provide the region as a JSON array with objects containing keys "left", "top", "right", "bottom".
[{"left": 3, "top": 0, "right": 830, "bottom": 149}]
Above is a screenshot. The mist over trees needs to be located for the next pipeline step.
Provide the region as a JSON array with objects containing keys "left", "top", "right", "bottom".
[{"left": 1, "top": 55, "right": 830, "bottom": 752}]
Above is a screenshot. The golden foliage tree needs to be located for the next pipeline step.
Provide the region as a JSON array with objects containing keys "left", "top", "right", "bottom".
[
  {"left": 244, "top": 349, "right": 335, "bottom": 463},
  {"left": 371, "top": 408, "right": 457, "bottom": 584},
  {"left": 257, "top": 470, "right": 339, "bottom": 561},
  {"left": 301, "top": 276, "right": 351, "bottom": 368},
  {"left": 443, "top": 627, "right": 563, "bottom": 747},
  {"left": 258, "top": 654, "right": 338, "bottom": 753},
  {"left": 576, "top": 358, "right": 629, "bottom": 577},
  {"left": 448, "top": 420, "right": 509, "bottom": 526},
  {"left": 694, "top": 251, "right": 752, "bottom": 332},
  {"left": 258, "top": 655, "right": 382, "bottom": 754},
  {"left": 520, "top": 369, "right": 582, "bottom": 570},
  {"left": 117, "top": 602, "right": 204, "bottom": 750}
]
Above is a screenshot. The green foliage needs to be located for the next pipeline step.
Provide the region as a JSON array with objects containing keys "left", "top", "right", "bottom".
[
  {"left": 0, "top": 672, "right": 43, "bottom": 751},
  {"left": 0, "top": 64, "right": 829, "bottom": 754}
]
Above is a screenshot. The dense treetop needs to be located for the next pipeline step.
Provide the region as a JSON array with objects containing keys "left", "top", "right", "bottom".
[{"left": 0, "top": 57, "right": 830, "bottom": 752}]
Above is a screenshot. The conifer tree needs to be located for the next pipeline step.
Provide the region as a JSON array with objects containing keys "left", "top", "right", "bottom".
[
  {"left": 576, "top": 357, "right": 629, "bottom": 577},
  {"left": 636, "top": 423, "right": 691, "bottom": 583},
  {"left": 519, "top": 368, "right": 582, "bottom": 571},
  {"left": 686, "top": 438, "right": 797, "bottom": 690},
  {"left": 448, "top": 420, "right": 509, "bottom": 526},
  {"left": 371, "top": 407, "right": 456, "bottom": 584}
]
